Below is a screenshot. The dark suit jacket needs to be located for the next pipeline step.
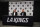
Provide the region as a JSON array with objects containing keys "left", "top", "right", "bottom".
[
  {"left": 20, "top": 12, "right": 26, "bottom": 16},
  {"left": 12, "top": 12, "right": 17, "bottom": 16}
]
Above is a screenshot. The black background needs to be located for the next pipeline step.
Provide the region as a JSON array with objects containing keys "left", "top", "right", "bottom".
[
  {"left": 34, "top": 1, "right": 40, "bottom": 22},
  {"left": 0, "top": 2, "right": 8, "bottom": 20},
  {"left": 0, "top": 1, "right": 40, "bottom": 22}
]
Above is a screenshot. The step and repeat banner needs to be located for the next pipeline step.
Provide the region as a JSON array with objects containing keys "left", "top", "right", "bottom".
[
  {"left": 9, "top": 1, "right": 33, "bottom": 16},
  {"left": 2, "top": 1, "right": 34, "bottom": 26}
]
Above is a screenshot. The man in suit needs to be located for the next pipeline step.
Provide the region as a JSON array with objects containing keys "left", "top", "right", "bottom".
[
  {"left": 20, "top": 9, "right": 26, "bottom": 16},
  {"left": 12, "top": 9, "right": 17, "bottom": 16}
]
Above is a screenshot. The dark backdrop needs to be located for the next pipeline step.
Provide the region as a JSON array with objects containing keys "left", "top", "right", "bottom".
[
  {"left": 0, "top": 2, "right": 8, "bottom": 20},
  {"left": 34, "top": 1, "right": 40, "bottom": 22}
]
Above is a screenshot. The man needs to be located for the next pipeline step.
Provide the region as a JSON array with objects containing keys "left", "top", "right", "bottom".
[
  {"left": 12, "top": 9, "right": 17, "bottom": 16},
  {"left": 20, "top": 9, "right": 26, "bottom": 16}
]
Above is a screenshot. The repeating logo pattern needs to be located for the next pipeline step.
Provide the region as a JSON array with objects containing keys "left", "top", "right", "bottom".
[{"left": 9, "top": 1, "right": 34, "bottom": 16}]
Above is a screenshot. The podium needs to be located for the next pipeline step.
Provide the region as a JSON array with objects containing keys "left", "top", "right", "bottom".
[{"left": 2, "top": 16, "right": 33, "bottom": 26}]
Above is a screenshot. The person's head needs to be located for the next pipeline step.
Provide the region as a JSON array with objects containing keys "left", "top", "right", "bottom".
[
  {"left": 22, "top": 9, "right": 24, "bottom": 12},
  {"left": 14, "top": 9, "right": 16, "bottom": 12}
]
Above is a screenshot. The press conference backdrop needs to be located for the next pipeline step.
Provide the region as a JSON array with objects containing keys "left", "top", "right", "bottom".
[
  {"left": 0, "top": 1, "right": 40, "bottom": 22},
  {"left": 9, "top": 1, "right": 34, "bottom": 16}
]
